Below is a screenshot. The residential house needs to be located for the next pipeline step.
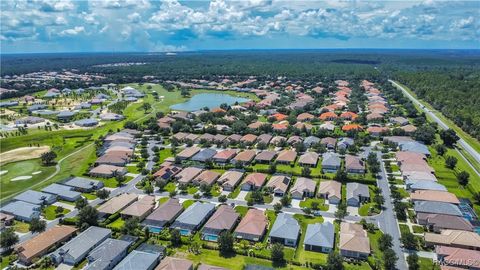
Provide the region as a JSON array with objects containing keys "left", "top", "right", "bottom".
[
  {"left": 51, "top": 226, "right": 111, "bottom": 265},
  {"left": 172, "top": 202, "right": 215, "bottom": 235},
  {"left": 410, "top": 190, "right": 460, "bottom": 204},
  {"left": 0, "top": 213, "right": 14, "bottom": 229},
  {"left": 14, "top": 190, "right": 56, "bottom": 205},
  {"left": 233, "top": 150, "right": 257, "bottom": 164},
  {"left": 346, "top": 183, "right": 370, "bottom": 207},
  {"left": 89, "top": 165, "right": 127, "bottom": 178},
  {"left": 266, "top": 175, "right": 291, "bottom": 197},
  {"left": 287, "top": 136, "right": 302, "bottom": 145},
  {"left": 213, "top": 149, "right": 237, "bottom": 163},
  {"left": 435, "top": 246, "right": 480, "bottom": 269},
  {"left": 219, "top": 170, "right": 244, "bottom": 191},
  {"left": 337, "top": 138, "right": 354, "bottom": 150},
  {"left": 191, "top": 148, "right": 217, "bottom": 163},
  {"left": 269, "top": 213, "right": 300, "bottom": 247},
  {"left": 320, "top": 137, "right": 336, "bottom": 150},
  {"left": 98, "top": 193, "right": 138, "bottom": 217},
  {"left": 407, "top": 181, "right": 446, "bottom": 192},
  {"left": 424, "top": 230, "right": 480, "bottom": 250},
  {"left": 1, "top": 201, "right": 41, "bottom": 222},
  {"left": 228, "top": 134, "right": 242, "bottom": 143},
  {"left": 257, "top": 134, "right": 273, "bottom": 145},
  {"left": 241, "top": 134, "right": 258, "bottom": 145},
  {"left": 241, "top": 173, "right": 267, "bottom": 191},
  {"left": 318, "top": 181, "right": 342, "bottom": 205},
  {"left": 254, "top": 151, "right": 277, "bottom": 163},
  {"left": 304, "top": 222, "right": 335, "bottom": 253},
  {"left": 202, "top": 205, "right": 240, "bottom": 241},
  {"left": 16, "top": 225, "right": 77, "bottom": 265},
  {"left": 303, "top": 136, "right": 320, "bottom": 148},
  {"left": 85, "top": 238, "right": 132, "bottom": 270},
  {"left": 234, "top": 209, "right": 268, "bottom": 242},
  {"left": 417, "top": 213, "right": 474, "bottom": 232},
  {"left": 114, "top": 244, "right": 164, "bottom": 270},
  {"left": 322, "top": 152, "right": 341, "bottom": 173},
  {"left": 63, "top": 177, "right": 104, "bottom": 192},
  {"left": 290, "top": 177, "right": 316, "bottom": 199},
  {"left": 42, "top": 183, "right": 82, "bottom": 202},
  {"left": 275, "top": 150, "right": 297, "bottom": 164},
  {"left": 121, "top": 195, "right": 156, "bottom": 221},
  {"left": 414, "top": 201, "right": 463, "bottom": 217},
  {"left": 297, "top": 112, "right": 315, "bottom": 122},
  {"left": 177, "top": 147, "right": 201, "bottom": 160},
  {"left": 270, "top": 136, "right": 286, "bottom": 146},
  {"left": 298, "top": 152, "right": 319, "bottom": 167},
  {"left": 96, "top": 152, "right": 131, "bottom": 166},
  {"left": 155, "top": 257, "right": 193, "bottom": 270},
  {"left": 345, "top": 155, "right": 364, "bottom": 174},
  {"left": 153, "top": 163, "right": 182, "bottom": 181},
  {"left": 174, "top": 167, "right": 203, "bottom": 185},
  {"left": 339, "top": 222, "right": 370, "bottom": 259},
  {"left": 143, "top": 198, "right": 184, "bottom": 232},
  {"left": 75, "top": 119, "right": 99, "bottom": 127},
  {"left": 193, "top": 170, "right": 221, "bottom": 186},
  {"left": 399, "top": 141, "right": 431, "bottom": 156}
]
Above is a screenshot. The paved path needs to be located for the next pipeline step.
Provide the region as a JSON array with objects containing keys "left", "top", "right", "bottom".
[
  {"left": 390, "top": 80, "right": 480, "bottom": 177},
  {"left": 376, "top": 150, "right": 408, "bottom": 270}
]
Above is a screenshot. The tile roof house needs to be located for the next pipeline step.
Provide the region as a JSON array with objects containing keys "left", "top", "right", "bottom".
[
  {"left": 63, "top": 177, "right": 104, "bottom": 192},
  {"left": 319, "top": 122, "right": 335, "bottom": 131},
  {"left": 193, "top": 170, "right": 221, "bottom": 186},
  {"left": 172, "top": 202, "right": 215, "bottom": 235},
  {"left": 155, "top": 257, "right": 193, "bottom": 270},
  {"left": 257, "top": 134, "right": 273, "bottom": 145},
  {"left": 275, "top": 150, "right": 297, "bottom": 164},
  {"left": 290, "top": 177, "right": 316, "bottom": 199},
  {"left": 410, "top": 190, "right": 460, "bottom": 204},
  {"left": 16, "top": 225, "right": 77, "bottom": 265},
  {"left": 85, "top": 238, "right": 132, "bottom": 270},
  {"left": 213, "top": 149, "right": 238, "bottom": 163},
  {"left": 241, "top": 173, "right": 268, "bottom": 191},
  {"left": 184, "top": 134, "right": 199, "bottom": 142},
  {"left": 320, "top": 137, "right": 336, "bottom": 150},
  {"left": 254, "top": 150, "right": 277, "bottom": 163},
  {"left": 435, "top": 246, "right": 480, "bottom": 269},
  {"left": 89, "top": 164, "right": 127, "bottom": 178},
  {"left": 248, "top": 121, "right": 265, "bottom": 129},
  {"left": 241, "top": 134, "right": 258, "bottom": 145},
  {"left": 270, "top": 136, "right": 286, "bottom": 146},
  {"left": 143, "top": 198, "right": 184, "bottom": 231},
  {"left": 298, "top": 152, "right": 319, "bottom": 167},
  {"left": 174, "top": 167, "right": 203, "bottom": 185},
  {"left": 177, "top": 147, "right": 201, "bottom": 160},
  {"left": 153, "top": 162, "right": 182, "bottom": 181},
  {"left": 14, "top": 190, "right": 56, "bottom": 205},
  {"left": 227, "top": 134, "right": 242, "bottom": 143},
  {"left": 345, "top": 155, "right": 365, "bottom": 174},
  {"left": 51, "top": 226, "right": 111, "bottom": 266},
  {"left": 191, "top": 148, "right": 217, "bottom": 163},
  {"left": 1, "top": 201, "right": 41, "bottom": 222},
  {"left": 304, "top": 222, "right": 335, "bottom": 253},
  {"left": 391, "top": 116, "right": 409, "bottom": 126},
  {"left": 233, "top": 150, "right": 257, "bottom": 164},
  {"left": 268, "top": 213, "right": 300, "bottom": 247},
  {"left": 286, "top": 136, "right": 302, "bottom": 145},
  {"left": 172, "top": 132, "right": 188, "bottom": 141},
  {"left": 424, "top": 230, "right": 480, "bottom": 250},
  {"left": 318, "top": 181, "right": 342, "bottom": 205},
  {"left": 98, "top": 193, "right": 138, "bottom": 217},
  {"left": 42, "top": 183, "right": 82, "bottom": 202},
  {"left": 297, "top": 112, "right": 315, "bottom": 122},
  {"left": 202, "top": 205, "right": 240, "bottom": 241},
  {"left": 339, "top": 222, "right": 370, "bottom": 259},
  {"left": 303, "top": 136, "right": 320, "bottom": 147},
  {"left": 414, "top": 201, "right": 462, "bottom": 217},
  {"left": 319, "top": 112, "right": 338, "bottom": 121},
  {"left": 417, "top": 213, "right": 474, "bottom": 233},
  {"left": 346, "top": 183, "right": 370, "bottom": 207},
  {"left": 322, "top": 152, "right": 341, "bottom": 173},
  {"left": 114, "top": 244, "right": 164, "bottom": 270},
  {"left": 121, "top": 195, "right": 156, "bottom": 221},
  {"left": 219, "top": 170, "right": 244, "bottom": 191},
  {"left": 234, "top": 209, "right": 268, "bottom": 242},
  {"left": 266, "top": 175, "right": 291, "bottom": 197}
]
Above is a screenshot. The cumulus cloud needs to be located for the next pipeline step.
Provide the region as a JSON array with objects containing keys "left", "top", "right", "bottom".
[{"left": 59, "top": 26, "right": 85, "bottom": 36}]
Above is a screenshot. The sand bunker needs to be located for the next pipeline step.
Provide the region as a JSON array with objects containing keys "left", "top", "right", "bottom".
[
  {"left": 32, "top": 171, "right": 42, "bottom": 175},
  {"left": 11, "top": 176, "right": 33, "bottom": 181},
  {"left": 0, "top": 170, "right": 8, "bottom": 175},
  {"left": 0, "top": 146, "right": 50, "bottom": 164}
]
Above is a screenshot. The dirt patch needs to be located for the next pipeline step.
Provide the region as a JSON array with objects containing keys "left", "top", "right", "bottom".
[{"left": 0, "top": 146, "right": 51, "bottom": 165}]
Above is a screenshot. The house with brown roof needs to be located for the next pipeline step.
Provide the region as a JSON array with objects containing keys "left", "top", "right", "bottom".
[
  {"left": 248, "top": 121, "right": 264, "bottom": 129},
  {"left": 276, "top": 150, "right": 297, "bottom": 164},
  {"left": 435, "top": 246, "right": 480, "bottom": 269},
  {"left": 153, "top": 162, "right": 182, "bottom": 181},
  {"left": 121, "top": 195, "right": 156, "bottom": 220},
  {"left": 240, "top": 134, "right": 258, "bottom": 145},
  {"left": 193, "top": 170, "right": 221, "bottom": 186},
  {"left": 417, "top": 213, "right": 474, "bottom": 233},
  {"left": 184, "top": 133, "right": 199, "bottom": 142},
  {"left": 89, "top": 164, "right": 127, "bottom": 178},
  {"left": 345, "top": 155, "right": 364, "bottom": 174},
  {"left": 174, "top": 167, "right": 203, "bottom": 185},
  {"left": 213, "top": 149, "right": 237, "bottom": 163},
  {"left": 16, "top": 225, "right": 78, "bottom": 265},
  {"left": 254, "top": 150, "right": 277, "bottom": 163},
  {"left": 396, "top": 151, "right": 427, "bottom": 165},
  {"left": 257, "top": 134, "right": 273, "bottom": 145},
  {"left": 233, "top": 150, "right": 257, "bottom": 164},
  {"left": 213, "top": 134, "right": 227, "bottom": 143},
  {"left": 298, "top": 152, "right": 319, "bottom": 167},
  {"left": 176, "top": 147, "right": 201, "bottom": 160},
  {"left": 290, "top": 177, "right": 316, "bottom": 199},
  {"left": 367, "top": 126, "right": 388, "bottom": 136},
  {"left": 96, "top": 151, "right": 131, "bottom": 166},
  {"left": 319, "top": 112, "right": 338, "bottom": 121},
  {"left": 201, "top": 205, "right": 240, "bottom": 241},
  {"left": 266, "top": 175, "right": 291, "bottom": 197},
  {"left": 156, "top": 257, "right": 193, "bottom": 270},
  {"left": 218, "top": 170, "right": 244, "bottom": 191},
  {"left": 197, "top": 133, "right": 215, "bottom": 143},
  {"left": 401, "top": 124, "right": 417, "bottom": 134},
  {"left": 143, "top": 198, "right": 183, "bottom": 231},
  {"left": 227, "top": 134, "right": 242, "bottom": 143},
  {"left": 297, "top": 112, "right": 315, "bottom": 122},
  {"left": 172, "top": 132, "right": 188, "bottom": 141},
  {"left": 340, "top": 112, "right": 358, "bottom": 120},
  {"left": 339, "top": 222, "right": 370, "bottom": 259},
  {"left": 287, "top": 136, "right": 302, "bottom": 145},
  {"left": 98, "top": 193, "right": 138, "bottom": 217},
  {"left": 318, "top": 180, "right": 342, "bottom": 204},
  {"left": 410, "top": 190, "right": 460, "bottom": 204},
  {"left": 241, "top": 173, "right": 267, "bottom": 191},
  {"left": 234, "top": 209, "right": 268, "bottom": 242},
  {"left": 320, "top": 137, "right": 336, "bottom": 150},
  {"left": 270, "top": 136, "right": 286, "bottom": 146},
  {"left": 424, "top": 230, "right": 480, "bottom": 250}
]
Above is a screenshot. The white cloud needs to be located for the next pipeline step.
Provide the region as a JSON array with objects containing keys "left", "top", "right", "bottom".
[{"left": 59, "top": 26, "right": 85, "bottom": 36}]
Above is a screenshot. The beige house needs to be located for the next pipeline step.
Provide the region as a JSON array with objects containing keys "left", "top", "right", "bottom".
[{"left": 339, "top": 222, "right": 370, "bottom": 259}]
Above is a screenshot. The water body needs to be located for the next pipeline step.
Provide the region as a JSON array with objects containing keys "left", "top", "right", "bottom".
[{"left": 170, "top": 93, "right": 250, "bottom": 112}]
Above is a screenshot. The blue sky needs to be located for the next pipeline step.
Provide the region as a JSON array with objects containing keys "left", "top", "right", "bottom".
[{"left": 1, "top": 0, "right": 479, "bottom": 53}]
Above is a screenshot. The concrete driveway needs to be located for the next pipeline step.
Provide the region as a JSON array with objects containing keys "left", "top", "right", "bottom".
[
  {"left": 347, "top": 206, "right": 359, "bottom": 216},
  {"left": 291, "top": 199, "right": 302, "bottom": 208},
  {"left": 237, "top": 190, "right": 249, "bottom": 200}
]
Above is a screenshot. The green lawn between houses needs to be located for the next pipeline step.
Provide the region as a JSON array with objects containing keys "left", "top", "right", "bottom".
[
  {"left": 42, "top": 205, "right": 71, "bottom": 220},
  {"left": 292, "top": 214, "right": 328, "bottom": 265},
  {"left": 299, "top": 198, "right": 329, "bottom": 211}
]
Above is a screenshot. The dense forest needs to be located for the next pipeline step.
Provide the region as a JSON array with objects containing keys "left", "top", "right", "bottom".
[{"left": 1, "top": 49, "right": 479, "bottom": 139}]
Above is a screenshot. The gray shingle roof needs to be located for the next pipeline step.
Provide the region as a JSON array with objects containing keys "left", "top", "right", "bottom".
[
  {"left": 409, "top": 181, "right": 447, "bottom": 192},
  {"left": 112, "top": 250, "right": 160, "bottom": 270},
  {"left": 269, "top": 213, "right": 300, "bottom": 241},
  {"left": 14, "top": 190, "right": 56, "bottom": 205},
  {"left": 64, "top": 177, "right": 103, "bottom": 190},
  {"left": 173, "top": 202, "right": 215, "bottom": 226},
  {"left": 414, "top": 201, "right": 462, "bottom": 216},
  {"left": 191, "top": 148, "right": 217, "bottom": 162},
  {"left": 304, "top": 222, "right": 335, "bottom": 249},
  {"left": 1, "top": 201, "right": 40, "bottom": 220},
  {"left": 399, "top": 141, "right": 431, "bottom": 155},
  {"left": 42, "top": 183, "right": 81, "bottom": 200},
  {"left": 322, "top": 152, "right": 341, "bottom": 167},
  {"left": 85, "top": 238, "right": 131, "bottom": 270},
  {"left": 346, "top": 183, "right": 370, "bottom": 200}
]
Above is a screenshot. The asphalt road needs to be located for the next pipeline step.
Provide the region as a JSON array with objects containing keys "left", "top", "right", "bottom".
[{"left": 390, "top": 80, "right": 480, "bottom": 177}]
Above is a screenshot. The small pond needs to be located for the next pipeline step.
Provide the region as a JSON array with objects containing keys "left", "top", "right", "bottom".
[{"left": 170, "top": 93, "right": 250, "bottom": 112}]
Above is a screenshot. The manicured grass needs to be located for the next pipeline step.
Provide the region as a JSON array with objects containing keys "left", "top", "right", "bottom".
[
  {"left": 299, "top": 198, "right": 328, "bottom": 211},
  {"left": 211, "top": 184, "right": 221, "bottom": 197},
  {"left": 106, "top": 217, "right": 124, "bottom": 230},
  {"left": 293, "top": 214, "right": 327, "bottom": 264},
  {"left": 263, "top": 210, "right": 277, "bottom": 243},
  {"left": 367, "top": 229, "right": 384, "bottom": 268},
  {"left": 187, "top": 186, "right": 198, "bottom": 195},
  {"left": 359, "top": 203, "right": 376, "bottom": 216},
  {"left": 126, "top": 165, "right": 140, "bottom": 174},
  {"left": 244, "top": 192, "right": 273, "bottom": 204},
  {"left": 397, "top": 187, "right": 409, "bottom": 199},
  {"left": 227, "top": 186, "right": 241, "bottom": 199},
  {"left": 234, "top": 206, "right": 249, "bottom": 217},
  {"left": 399, "top": 224, "right": 411, "bottom": 236},
  {"left": 418, "top": 257, "right": 440, "bottom": 270},
  {"left": 182, "top": 199, "right": 195, "bottom": 209},
  {"left": 82, "top": 192, "right": 97, "bottom": 200},
  {"left": 158, "top": 148, "right": 173, "bottom": 164},
  {"left": 43, "top": 205, "right": 71, "bottom": 220},
  {"left": 412, "top": 225, "right": 425, "bottom": 234},
  {"left": 13, "top": 220, "right": 30, "bottom": 233},
  {"left": 0, "top": 158, "right": 56, "bottom": 199},
  {"left": 164, "top": 182, "right": 176, "bottom": 193},
  {"left": 158, "top": 197, "right": 169, "bottom": 205},
  {"left": 100, "top": 175, "right": 134, "bottom": 188}
]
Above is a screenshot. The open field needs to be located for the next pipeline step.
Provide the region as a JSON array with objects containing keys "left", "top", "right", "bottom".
[{"left": 0, "top": 146, "right": 50, "bottom": 164}]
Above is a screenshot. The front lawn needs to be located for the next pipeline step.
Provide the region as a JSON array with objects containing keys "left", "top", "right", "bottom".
[
  {"left": 299, "top": 198, "right": 328, "bottom": 211},
  {"left": 182, "top": 199, "right": 195, "bottom": 209},
  {"left": 234, "top": 206, "right": 249, "bottom": 217},
  {"left": 82, "top": 192, "right": 97, "bottom": 200},
  {"left": 43, "top": 205, "right": 71, "bottom": 220},
  {"left": 13, "top": 221, "right": 30, "bottom": 233},
  {"left": 227, "top": 186, "right": 241, "bottom": 199},
  {"left": 412, "top": 225, "right": 425, "bottom": 234},
  {"left": 158, "top": 197, "right": 169, "bottom": 205},
  {"left": 164, "top": 182, "right": 176, "bottom": 193}
]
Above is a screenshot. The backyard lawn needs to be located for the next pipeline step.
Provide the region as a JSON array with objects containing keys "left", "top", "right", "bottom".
[
  {"left": 106, "top": 217, "right": 125, "bottom": 230},
  {"left": 293, "top": 214, "right": 327, "bottom": 265}
]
